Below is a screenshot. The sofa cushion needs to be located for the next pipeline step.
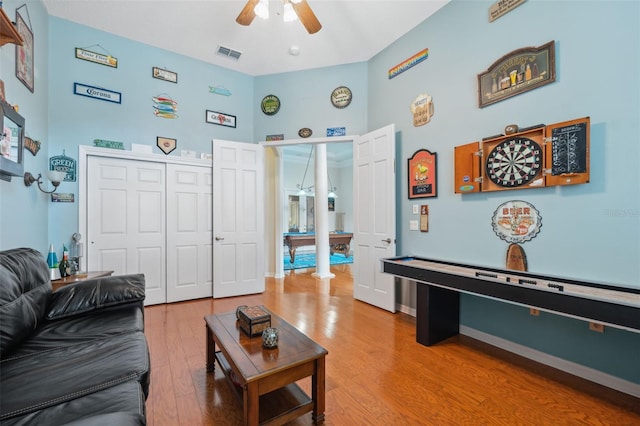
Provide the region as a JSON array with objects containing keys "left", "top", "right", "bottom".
[
  {"left": 0, "top": 332, "right": 150, "bottom": 420},
  {"left": 7, "top": 304, "right": 144, "bottom": 358},
  {"left": 0, "top": 248, "right": 51, "bottom": 357},
  {"left": 46, "top": 274, "right": 145, "bottom": 320},
  {"left": 0, "top": 380, "right": 146, "bottom": 426}
]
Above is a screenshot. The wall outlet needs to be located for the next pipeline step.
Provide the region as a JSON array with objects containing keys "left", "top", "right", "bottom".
[
  {"left": 589, "top": 322, "right": 605, "bottom": 333},
  {"left": 409, "top": 220, "right": 419, "bottom": 230}
]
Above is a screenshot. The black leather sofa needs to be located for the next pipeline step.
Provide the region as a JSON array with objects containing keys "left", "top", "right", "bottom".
[{"left": 0, "top": 248, "right": 150, "bottom": 425}]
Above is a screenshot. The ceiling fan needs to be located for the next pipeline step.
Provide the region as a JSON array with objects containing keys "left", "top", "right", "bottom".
[{"left": 236, "top": 0, "right": 322, "bottom": 34}]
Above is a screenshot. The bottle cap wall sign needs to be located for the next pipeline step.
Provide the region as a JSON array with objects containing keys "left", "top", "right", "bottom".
[
  {"left": 491, "top": 200, "right": 541, "bottom": 244},
  {"left": 330, "top": 86, "right": 352, "bottom": 109},
  {"left": 261, "top": 95, "right": 280, "bottom": 115}
]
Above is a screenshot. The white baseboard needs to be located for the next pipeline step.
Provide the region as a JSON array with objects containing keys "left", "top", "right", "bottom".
[
  {"left": 396, "top": 303, "right": 416, "bottom": 317},
  {"left": 460, "top": 325, "right": 640, "bottom": 398}
]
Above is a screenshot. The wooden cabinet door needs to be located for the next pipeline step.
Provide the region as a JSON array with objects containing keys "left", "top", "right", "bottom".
[
  {"left": 454, "top": 141, "right": 481, "bottom": 193},
  {"left": 544, "top": 116, "right": 590, "bottom": 187}
]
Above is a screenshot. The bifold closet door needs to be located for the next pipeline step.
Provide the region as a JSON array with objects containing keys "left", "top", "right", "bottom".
[
  {"left": 166, "top": 163, "right": 213, "bottom": 302},
  {"left": 87, "top": 156, "right": 167, "bottom": 305}
]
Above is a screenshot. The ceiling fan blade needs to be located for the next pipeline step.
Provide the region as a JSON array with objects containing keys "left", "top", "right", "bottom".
[
  {"left": 292, "top": 0, "right": 322, "bottom": 34},
  {"left": 236, "top": 0, "right": 260, "bottom": 26}
]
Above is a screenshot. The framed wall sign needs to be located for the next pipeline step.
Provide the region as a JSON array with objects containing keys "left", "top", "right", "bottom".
[
  {"left": 15, "top": 11, "right": 34, "bottom": 92},
  {"left": 152, "top": 67, "right": 178, "bottom": 83},
  {"left": 206, "top": 110, "right": 236, "bottom": 128},
  {"left": 266, "top": 134, "right": 284, "bottom": 141},
  {"left": 75, "top": 47, "right": 117, "bottom": 68},
  {"left": 408, "top": 149, "right": 437, "bottom": 199},
  {"left": 74, "top": 83, "right": 121, "bottom": 104},
  {"left": 478, "top": 40, "right": 555, "bottom": 108}
]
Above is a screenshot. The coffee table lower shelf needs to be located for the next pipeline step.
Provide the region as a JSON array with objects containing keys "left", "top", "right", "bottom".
[{"left": 215, "top": 351, "right": 314, "bottom": 426}]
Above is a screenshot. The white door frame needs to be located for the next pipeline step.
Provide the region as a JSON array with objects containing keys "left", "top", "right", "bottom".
[{"left": 260, "top": 135, "right": 355, "bottom": 279}]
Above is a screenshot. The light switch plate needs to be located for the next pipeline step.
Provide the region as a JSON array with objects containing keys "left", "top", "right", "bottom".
[
  {"left": 412, "top": 204, "right": 419, "bottom": 214},
  {"left": 409, "top": 220, "right": 419, "bottom": 230}
]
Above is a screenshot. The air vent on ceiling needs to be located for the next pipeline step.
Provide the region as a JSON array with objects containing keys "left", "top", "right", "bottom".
[{"left": 217, "top": 45, "right": 242, "bottom": 61}]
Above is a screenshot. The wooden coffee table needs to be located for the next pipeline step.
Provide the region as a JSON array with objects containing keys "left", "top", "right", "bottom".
[{"left": 205, "top": 309, "right": 328, "bottom": 425}]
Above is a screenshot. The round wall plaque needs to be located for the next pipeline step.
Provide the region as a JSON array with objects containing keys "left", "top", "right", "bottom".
[
  {"left": 298, "top": 128, "right": 312, "bottom": 138},
  {"left": 491, "top": 200, "right": 541, "bottom": 244},
  {"left": 261, "top": 95, "right": 280, "bottom": 115},
  {"left": 330, "top": 86, "right": 352, "bottom": 109}
]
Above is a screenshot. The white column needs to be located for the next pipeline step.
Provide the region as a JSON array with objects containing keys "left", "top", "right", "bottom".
[{"left": 312, "top": 143, "right": 334, "bottom": 279}]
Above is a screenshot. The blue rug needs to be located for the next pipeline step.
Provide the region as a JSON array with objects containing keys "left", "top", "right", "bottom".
[{"left": 284, "top": 253, "right": 354, "bottom": 270}]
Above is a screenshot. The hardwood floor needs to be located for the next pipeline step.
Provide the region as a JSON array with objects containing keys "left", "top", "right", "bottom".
[{"left": 144, "top": 265, "right": 639, "bottom": 425}]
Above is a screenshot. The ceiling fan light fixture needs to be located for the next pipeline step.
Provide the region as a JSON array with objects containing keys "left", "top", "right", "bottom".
[
  {"left": 254, "top": 0, "right": 269, "bottom": 20},
  {"left": 283, "top": 2, "right": 298, "bottom": 22}
]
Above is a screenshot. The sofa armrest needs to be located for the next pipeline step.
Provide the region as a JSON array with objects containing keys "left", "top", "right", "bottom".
[{"left": 46, "top": 274, "right": 145, "bottom": 320}]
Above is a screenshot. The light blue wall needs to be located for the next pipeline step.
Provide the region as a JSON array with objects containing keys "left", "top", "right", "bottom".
[
  {"left": 0, "top": 0, "right": 50, "bottom": 254},
  {"left": 367, "top": 0, "right": 639, "bottom": 383},
  {"left": 46, "top": 17, "right": 255, "bottom": 250},
  {"left": 254, "top": 63, "right": 368, "bottom": 140}
]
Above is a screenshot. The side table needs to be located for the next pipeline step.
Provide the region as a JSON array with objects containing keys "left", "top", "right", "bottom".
[{"left": 51, "top": 271, "right": 114, "bottom": 291}]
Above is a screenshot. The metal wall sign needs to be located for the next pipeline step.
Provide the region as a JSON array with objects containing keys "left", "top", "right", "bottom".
[
  {"left": 388, "top": 48, "right": 429, "bottom": 79},
  {"left": 261, "top": 95, "right": 280, "bottom": 115},
  {"left": 491, "top": 200, "right": 541, "bottom": 243},
  {"left": 74, "top": 83, "right": 121, "bottom": 104},
  {"left": 49, "top": 152, "right": 76, "bottom": 182}
]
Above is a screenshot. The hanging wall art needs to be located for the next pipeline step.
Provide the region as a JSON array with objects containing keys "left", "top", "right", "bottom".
[
  {"left": 153, "top": 95, "right": 178, "bottom": 118},
  {"left": 15, "top": 7, "right": 34, "bottom": 92}
]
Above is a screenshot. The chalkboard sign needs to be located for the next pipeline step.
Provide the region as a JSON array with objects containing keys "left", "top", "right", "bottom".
[{"left": 551, "top": 121, "right": 587, "bottom": 175}]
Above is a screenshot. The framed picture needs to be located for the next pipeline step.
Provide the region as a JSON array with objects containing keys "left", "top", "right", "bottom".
[
  {"left": 157, "top": 137, "right": 176, "bottom": 155},
  {"left": 408, "top": 149, "right": 437, "bottom": 199},
  {"left": 152, "top": 67, "right": 178, "bottom": 83},
  {"left": 15, "top": 11, "right": 34, "bottom": 92},
  {"left": 206, "top": 110, "right": 236, "bottom": 128},
  {"left": 328, "top": 197, "right": 335, "bottom": 212},
  {"left": 478, "top": 41, "right": 555, "bottom": 108}
]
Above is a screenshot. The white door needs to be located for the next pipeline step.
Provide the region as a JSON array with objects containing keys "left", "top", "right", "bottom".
[
  {"left": 87, "top": 156, "right": 166, "bottom": 305},
  {"left": 166, "top": 164, "right": 213, "bottom": 302},
  {"left": 353, "top": 124, "right": 397, "bottom": 312},
  {"left": 212, "top": 140, "right": 265, "bottom": 298}
]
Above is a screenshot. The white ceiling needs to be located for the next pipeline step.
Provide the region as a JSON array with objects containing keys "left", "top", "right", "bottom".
[{"left": 43, "top": 0, "right": 450, "bottom": 76}]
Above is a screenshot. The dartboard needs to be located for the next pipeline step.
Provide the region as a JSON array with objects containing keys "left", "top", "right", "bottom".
[{"left": 485, "top": 137, "right": 542, "bottom": 187}]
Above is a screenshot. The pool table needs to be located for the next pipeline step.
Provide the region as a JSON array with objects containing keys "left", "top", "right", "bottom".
[{"left": 283, "top": 232, "right": 353, "bottom": 263}]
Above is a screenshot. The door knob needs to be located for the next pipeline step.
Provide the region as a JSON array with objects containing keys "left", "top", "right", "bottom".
[
  {"left": 215, "top": 237, "right": 224, "bottom": 241},
  {"left": 382, "top": 238, "right": 392, "bottom": 244}
]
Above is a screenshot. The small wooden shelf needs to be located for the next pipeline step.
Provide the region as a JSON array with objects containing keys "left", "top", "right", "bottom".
[
  {"left": 0, "top": 8, "right": 23, "bottom": 47},
  {"left": 215, "top": 350, "right": 314, "bottom": 425},
  {"left": 52, "top": 270, "right": 114, "bottom": 291}
]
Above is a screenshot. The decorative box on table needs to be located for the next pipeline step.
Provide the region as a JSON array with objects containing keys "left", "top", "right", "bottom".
[{"left": 238, "top": 305, "right": 271, "bottom": 336}]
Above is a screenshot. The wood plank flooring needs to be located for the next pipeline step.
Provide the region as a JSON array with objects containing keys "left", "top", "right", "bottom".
[{"left": 144, "top": 264, "right": 640, "bottom": 425}]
